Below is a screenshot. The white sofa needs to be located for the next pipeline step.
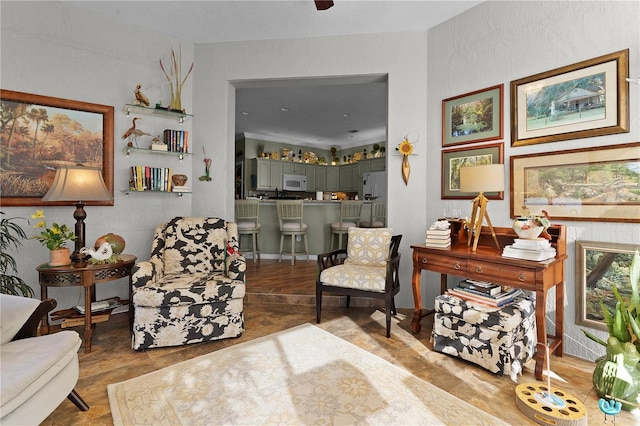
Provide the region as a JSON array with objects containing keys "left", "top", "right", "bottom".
[{"left": 0, "top": 294, "right": 88, "bottom": 425}]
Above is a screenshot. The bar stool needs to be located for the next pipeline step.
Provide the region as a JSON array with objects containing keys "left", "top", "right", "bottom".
[
  {"left": 330, "top": 200, "right": 363, "bottom": 249},
  {"left": 234, "top": 200, "right": 261, "bottom": 262},
  {"left": 276, "top": 200, "right": 309, "bottom": 265},
  {"left": 360, "top": 200, "right": 386, "bottom": 228}
]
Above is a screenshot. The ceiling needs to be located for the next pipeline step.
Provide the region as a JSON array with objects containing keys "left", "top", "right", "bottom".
[{"left": 63, "top": 0, "right": 483, "bottom": 149}]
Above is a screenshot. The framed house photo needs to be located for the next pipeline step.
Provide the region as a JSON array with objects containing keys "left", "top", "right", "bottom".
[
  {"left": 442, "top": 84, "right": 503, "bottom": 147},
  {"left": 510, "top": 49, "right": 629, "bottom": 147},
  {"left": 575, "top": 240, "right": 639, "bottom": 331},
  {"left": 0, "top": 90, "right": 114, "bottom": 206},
  {"left": 510, "top": 142, "right": 640, "bottom": 222},
  {"left": 442, "top": 142, "right": 504, "bottom": 199}
]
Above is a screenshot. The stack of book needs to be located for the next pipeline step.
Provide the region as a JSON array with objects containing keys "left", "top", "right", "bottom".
[
  {"left": 172, "top": 185, "right": 190, "bottom": 193},
  {"left": 129, "top": 166, "right": 174, "bottom": 192},
  {"left": 425, "top": 227, "right": 451, "bottom": 248},
  {"left": 502, "top": 238, "right": 556, "bottom": 261},
  {"left": 447, "top": 279, "right": 524, "bottom": 308}
]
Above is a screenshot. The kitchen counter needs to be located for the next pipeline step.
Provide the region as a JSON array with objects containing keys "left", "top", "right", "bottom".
[{"left": 236, "top": 199, "right": 376, "bottom": 256}]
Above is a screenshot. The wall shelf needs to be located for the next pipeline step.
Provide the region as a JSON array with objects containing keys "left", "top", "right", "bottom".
[
  {"left": 122, "top": 190, "right": 191, "bottom": 197},
  {"left": 123, "top": 104, "right": 193, "bottom": 123},
  {"left": 124, "top": 146, "right": 190, "bottom": 160}
]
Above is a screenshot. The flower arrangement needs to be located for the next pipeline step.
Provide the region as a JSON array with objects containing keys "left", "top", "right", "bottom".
[
  {"left": 199, "top": 147, "right": 212, "bottom": 181},
  {"left": 31, "top": 210, "right": 76, "bottom": 250}
]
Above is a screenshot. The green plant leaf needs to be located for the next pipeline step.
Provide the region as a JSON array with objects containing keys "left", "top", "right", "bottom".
[{"left": 581, "top": 329, "right": 607, "bottom": 346}]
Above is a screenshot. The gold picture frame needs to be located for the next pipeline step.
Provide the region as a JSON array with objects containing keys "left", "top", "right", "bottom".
[
  {"left": 510, "top": 142, "right": 640, "bottom": 222},
  {"left": 510, "top": 49, "right": 629, "bottom": 147}
]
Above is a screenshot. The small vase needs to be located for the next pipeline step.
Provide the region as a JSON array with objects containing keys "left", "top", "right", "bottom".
[{"left": 49, "top": 248, "right": 71, "bottom": 266}]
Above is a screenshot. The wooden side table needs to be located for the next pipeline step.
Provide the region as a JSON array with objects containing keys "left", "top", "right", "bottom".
[{"left": 37, "top": 254, "right": 136, "bottom": 353}]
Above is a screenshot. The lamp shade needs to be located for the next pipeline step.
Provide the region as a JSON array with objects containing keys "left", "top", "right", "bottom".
[
  {"left": 459, "top": 164, "right": 504, "bottom": 193},
  {"left": 41, "top": 165, "right": 112, "bottom": 202}
]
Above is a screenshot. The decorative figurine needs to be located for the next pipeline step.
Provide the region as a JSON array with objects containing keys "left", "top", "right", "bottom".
[
  {"left": 121, "top": 117, "right": 151, "bottom": 147},
  {"left": 80, "top": 242, "right": 113, "bottom": 261},
  {"left": 134, "top": 83, "right": 150, "bottom": 107}
]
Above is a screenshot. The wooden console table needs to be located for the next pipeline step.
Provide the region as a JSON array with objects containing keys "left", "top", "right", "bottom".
[
  {"left": 37, "top": 254, "right": 136, "bottom": 353},
  {"left": 411, "top": 225, "right": 566, "bottom": 380}
]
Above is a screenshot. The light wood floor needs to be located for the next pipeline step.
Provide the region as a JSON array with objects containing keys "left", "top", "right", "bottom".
[{"left": 43, "top": 260, "right": 639, "bottom": 425}]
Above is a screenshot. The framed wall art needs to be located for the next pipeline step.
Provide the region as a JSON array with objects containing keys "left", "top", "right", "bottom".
[
  {"left": 441, "top": 142, "right": 504, "bottom": 199},
  {"left": 0, "top": 90, "right": 114, "bottom": 206},
  {"left": 442, "top": 84, "right": 503, "bottom": 147},
  {"left": 575, "top": 240, "right": 639, "bottom": 331},
  {"left": 510, "top": 49, "right": 629, "bottom": 147},
  {"left": 510, "top": 142, "right": 640, "bottom": 222}
]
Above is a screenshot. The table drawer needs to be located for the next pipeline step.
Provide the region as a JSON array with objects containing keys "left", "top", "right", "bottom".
[
  {"left": 414, "top": 252, "right": 465, "bottom": 275},
  {"left": 466, "top": 260, "right": 536, "bottom": 288}
]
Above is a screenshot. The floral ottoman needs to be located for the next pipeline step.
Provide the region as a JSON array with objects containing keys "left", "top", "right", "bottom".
[{"left": 432, "top": 294, "right": 536, "bottom": 379}]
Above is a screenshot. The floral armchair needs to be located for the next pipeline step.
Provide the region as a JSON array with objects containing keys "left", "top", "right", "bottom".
[{"left": 131, "top": 217, "right": 246, "bottom": 350}]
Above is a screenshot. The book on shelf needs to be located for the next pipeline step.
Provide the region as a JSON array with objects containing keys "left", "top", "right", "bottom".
[
  {"left": 425, "top": 240, "right": 451, "bottom": 248},
  {"left": 426, "top": 228, "right": 451, "bottom": 236},
  {"left": 151, "top": 143, "right": 168, "bottom": 151},
  {"left": 425, "top": 233, "right": 450, "bottom": 240},
  {"left": 512, "top": 238, "right": 552, "bottom": 250},
  {"left": 448, "top": 287, "right": 524, "bottom": 308},
  {"left": 458, "top": 280, "right": 502, "bottom": 295},
  {"left": 452, "top": 285, "right": 520, "bottom": 303},
  {"left": 163, "top": 129, "right": 189, "bottom": 153},
  {"left": 172, "top": 186, "right": 191, "bottom": 192},
  {"left": 502, "top": 245, "right": 556, "bottom": 261},
  {"left": 425, "top": 237, "right": 451, "bottom": 244}
]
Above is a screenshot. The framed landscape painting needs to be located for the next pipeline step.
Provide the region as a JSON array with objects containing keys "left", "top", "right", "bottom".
[
  {"left": 442, "top": 84, "right": 503, "bottom": 147},
  {"left": 510, "top": 49, "right": 629, "bottom": 147},
  {"left": 441, "top": 142, "right": 504, "bottom": 199},
  {"left": 575, "top": 240, "right": 639, "bottom": 331},
  {"left": 510, "top": 142, "right": 640, "bottom": 222},
  {"left": 0, "top": 90, "right": 114, "bottom": 206}
]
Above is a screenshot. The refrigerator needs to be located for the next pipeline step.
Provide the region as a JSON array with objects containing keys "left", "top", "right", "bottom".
[{"left": 362, "top": 171, "right": 387, "bottom": 200}]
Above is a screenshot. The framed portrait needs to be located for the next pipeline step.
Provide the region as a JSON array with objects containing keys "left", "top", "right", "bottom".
[
  {"left": 0, "top": 90, "right": 114, "bottom": 206},
  {"left": 510, "top": 49, "right": 629, "bottom": 147},
  {"left": 442, "top": 84, "right": 503, "bottom": 147},
  {"left": 575, "top": 240, "right": 639, "bottom": 331},
  {"left": 510, "top": 142, "right": 640, "bottom": 222},
  {"left": 441, "top": 142, "right": 504, "bottom": 199}
]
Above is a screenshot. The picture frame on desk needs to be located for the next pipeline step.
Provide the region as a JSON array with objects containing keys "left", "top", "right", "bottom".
[
  {"left": 442, "top": 84, "right": 503, "bottom": 147},
  {"left": 510, "top": 49, "right": 629, "bottom": 147},
  {"left": 575, "top": 240, "right": 639, "bottom": 332},
  {"left": 441, "top": 142, "right": 504, "bottom": 200},
  {"left": 510, "top": 142, "right": 640, "bottom": 222},
  {"left": 0, "top": 90, "right": 114, "bottom": 206}
]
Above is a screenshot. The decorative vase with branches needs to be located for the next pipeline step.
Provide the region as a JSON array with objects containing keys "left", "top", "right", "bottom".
[{"left": 159, "top": 46, "right": 194, "bottom": 113}]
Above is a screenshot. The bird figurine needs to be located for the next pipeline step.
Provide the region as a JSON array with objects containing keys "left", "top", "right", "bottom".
[
  {"left": 121, "top": 117, "right": 151, "bottom": 147},
  {"left": 134, "top": 83, "right": 150, "bottom": 107},
  {"left": 80, "top": 242, "right": 113, "bottom": 261}
]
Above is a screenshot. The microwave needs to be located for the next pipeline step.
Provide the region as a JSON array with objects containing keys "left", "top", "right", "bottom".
[{"left": 282, "top": 174, "right": 307, "bottom": 192}]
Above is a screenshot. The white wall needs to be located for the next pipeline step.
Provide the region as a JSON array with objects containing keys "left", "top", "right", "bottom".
[
  {"left": 427, "top": 0, "right": 640, "bottom": 360},
  {"left": 191, "top": 32, "right": 429, "bottom": 309},
  {"left": 1, "top": 2, "right": 194, "bottom": 308}
]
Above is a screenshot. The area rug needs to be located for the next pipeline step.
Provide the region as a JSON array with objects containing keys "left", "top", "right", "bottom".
[{"left": 108, "top": 323, "right": 507, "bottom": 425}]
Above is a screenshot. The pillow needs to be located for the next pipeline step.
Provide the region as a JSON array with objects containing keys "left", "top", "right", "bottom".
[{"left": 344, "top": 227, "right": 393, "bottom": 267}]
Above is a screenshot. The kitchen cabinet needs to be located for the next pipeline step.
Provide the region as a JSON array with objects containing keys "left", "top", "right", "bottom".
[
  {"left": 253, "top": 159, "right": 283, "bottom": 190},
  {"left": 339, "top": 164, "right": 357, "bottom": 191},
  {"left": 325, "top": 167, "right": 340, "bottom": 191},
  {"left": 357, "top": 158, "right": 386, "bottom": 176},
  {"left": 282, "top": 162, "right": 306, "bottom": 174},
  {"left": 305, "top": 164, "right": 317, "bottom": 190}
]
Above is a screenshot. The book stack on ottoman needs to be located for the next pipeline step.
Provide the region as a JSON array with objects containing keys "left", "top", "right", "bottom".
[{"left": 432, "top": 293, "right": 536, "bottom": 379}]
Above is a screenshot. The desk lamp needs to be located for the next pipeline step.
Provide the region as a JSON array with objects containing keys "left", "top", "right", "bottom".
[
  {"left": 41, "top": 165, "right": 113, "bottom": 266},
  {"left": 459, "top": 164, "right": 504, "bottom": 252}
]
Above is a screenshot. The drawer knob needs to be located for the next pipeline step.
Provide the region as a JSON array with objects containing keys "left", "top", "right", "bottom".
[
  {"left": 421, "top": 257, "right": 428, "bottom": 264},
  {"left": 475, "top": 266, "right": 483, "bottom": 273},
  {"left": 453, "top": 263, "right": 461, "bottom": 270},
  {"left": 518, "top": 273, "right": 526, "bottom": 281}
]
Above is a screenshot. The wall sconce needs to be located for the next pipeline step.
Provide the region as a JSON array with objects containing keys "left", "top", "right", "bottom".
[{"left": 459, "top": 164, "right": 504, "bottom": 251}]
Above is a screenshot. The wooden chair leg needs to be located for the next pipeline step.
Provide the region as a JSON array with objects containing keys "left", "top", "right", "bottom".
[
  {"left": 290, "top": 235, "right": 295, "bottom": 265},
  {"left": 316, "top": 284, "right": 322, "bottom": 323},
  {"left": 67, "top": 389, "right": 89, "bottom": 411}
]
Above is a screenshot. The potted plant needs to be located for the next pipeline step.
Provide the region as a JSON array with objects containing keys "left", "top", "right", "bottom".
[
  {"left": 0, "top": 212, "right": 34, "bottom": 297},
  {"left": 582, "top": 248, "right": 640, "bottom": 410},
  {"left": 31, "top": 210, "right": 76, "bottom": 266}
]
